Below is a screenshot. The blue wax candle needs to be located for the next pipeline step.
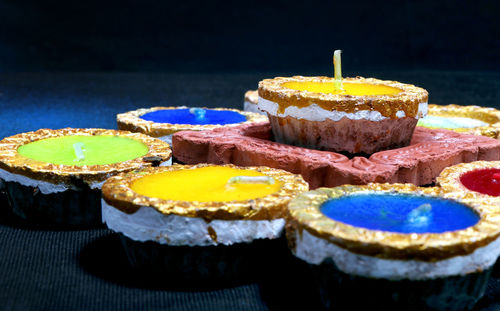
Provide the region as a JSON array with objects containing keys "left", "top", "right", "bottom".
[
  {"left": 140, "top": 108, "right": 247, "bottom": 125},
  {"left": 320, "top": 193, "right": 479, "bottom": 234}
]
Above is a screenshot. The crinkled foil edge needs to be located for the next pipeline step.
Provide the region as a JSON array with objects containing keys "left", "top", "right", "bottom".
[
  {"left": 437, "top": 161, "right": 500, "bottom": 204},
  {"left": 422, "top": 104, "right": 500, "bottom": 138},
  {"left": 258, "top": 76, "right": 428, "bottom": 119},
  {"left": 116, "top": 106, "right": 268, "bottom": 137},
  {"left": 0, "top": 128, "right": 172, "bottom": 185},
  {"left": 286, "top": 183, "right": 500, "bottom": 261},
  {"left": 244, "top": 90, "right": 259, "bottom": 105},
  {"left": 102, "top": 163, "right": 309, "bottom": 221}
]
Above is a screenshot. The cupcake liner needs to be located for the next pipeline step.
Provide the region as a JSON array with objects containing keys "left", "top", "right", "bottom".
[
  {"left": 258, "top": 245, "right": 324, "bottom": 310},
  {"left": 266, "top": 114, "right": 417, "bottom": 154},
  {"left": 1, "top": 179, "right": 102, "bottom": 227},
  {"left": 119, "top": 234, "right": 287, "bottom": 285},
  {"left": 312, "top": 258, "right": 491, "bottom": 311}
]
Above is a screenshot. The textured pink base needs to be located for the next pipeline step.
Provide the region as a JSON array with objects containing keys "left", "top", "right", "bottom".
[{"left": 173, "top": 122, "right": 500, "bottom": 189}]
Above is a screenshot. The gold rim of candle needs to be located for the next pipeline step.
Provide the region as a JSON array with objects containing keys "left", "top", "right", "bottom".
[
  {"left": 117, "top": 106, "right": 268, "bottom": 138},
  {"left": 286, "top": 183, "right": 500, "bottom": 261},
  {"left": 421, "top": 104, "right": 500, "bottom": 138},
  {"left": 258, "top": 76, "right": 428, "bottom": 119},
  {"left": 0, "top": 128, "right": 172, "bottom": 185},
  {"left": 101, "top": 163, "right": 309, "bottom": 221},
  {"left": 437, "top": 161, "right": 500, "bottom": 203}
]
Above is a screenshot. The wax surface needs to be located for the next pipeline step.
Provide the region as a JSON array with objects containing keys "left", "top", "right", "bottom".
[
  {"left": 320, "top": 193, "right": 479, "bottom": 233},
  {"left": 140, "top": 108, "right": 247, "bottom": 125},
  {"left": 18, "top": 135, "right": 149, "bottom": 166},
  {"left": 131, "top": 166, "right": 282, "bottom": 202},
  {"left": 282, "top": 81, "right": 402, "bottom": 96},
  {"left": 418, "top": 115, "right": 488, "bottom": 129},
  {"left": 460, "top": 168, "right": 500, "bottom": 196}
]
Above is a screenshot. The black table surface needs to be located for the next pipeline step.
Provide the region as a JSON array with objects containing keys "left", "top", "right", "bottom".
[{"left": 1, "top": 71, "right": 500, "bottom": 310}]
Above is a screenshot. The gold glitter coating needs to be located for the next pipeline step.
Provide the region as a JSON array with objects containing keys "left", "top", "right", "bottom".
[
  {"left": 437, "top": 161, "right": 500, "bottom": 204},
  {"left": 286, "top": 183, "right": 500, "bottom": 261},
  {"left": 258, "top": 76, "right": 428, "bottom": 119},
  {"left": 116, "top": 106, "right": 268, "bottom": 138},
  {"left": 0, "top": 128, "right": 172, "bottom": 185},
  {"left": 422, "top": 104, "right": 500, "bottom": 138},
  {"left": 244, "top": 90, "right": 258, "bottom": 105},
  {"left": 102, "top": 163, "right": 309, "bottom": 221}
]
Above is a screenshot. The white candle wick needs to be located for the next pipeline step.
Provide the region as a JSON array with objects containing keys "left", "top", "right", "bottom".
[
  {"left": 189, "top": 108, "right": 206, "bottom": 120},
  {"left": 406, "top": 203, "right": 432, "bottom": 227},
  {"left": 333, "top": 49, "right": 344, "bottom": 90},
  {"left": 73, "top": 142, "right": 85, "bottom": 161},
  {"left": 226, "top": 176, "right": 275, "bottom": 188}
]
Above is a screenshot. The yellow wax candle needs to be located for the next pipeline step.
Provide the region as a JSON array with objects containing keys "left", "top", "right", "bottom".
[
  {"left": 131, "top": 166, "right": 283, "bottom": 202},
  {"left": 257, "top": 52, "right": 429, "bottom": 155},
  {"left": 281, "top": 81, "right": 402, "bottom": 96}
]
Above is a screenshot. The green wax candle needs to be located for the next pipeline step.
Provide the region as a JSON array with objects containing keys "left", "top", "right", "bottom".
[{"left": 17, "top": 135, "right": 149, "bottom": 166}]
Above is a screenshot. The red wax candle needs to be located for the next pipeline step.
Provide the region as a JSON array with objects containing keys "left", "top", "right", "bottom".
[{"left": 460, "top": 168, "right": 500, "bottom": 197}]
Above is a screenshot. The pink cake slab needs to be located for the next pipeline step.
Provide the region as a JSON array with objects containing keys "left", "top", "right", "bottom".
[{"left": 173, "top": 122, "right": 500, "bottom": 189}]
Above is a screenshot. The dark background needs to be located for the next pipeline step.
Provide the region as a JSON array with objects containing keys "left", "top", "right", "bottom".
[{"left": 0, "top": 0, "right": 499, "bottom": 74}]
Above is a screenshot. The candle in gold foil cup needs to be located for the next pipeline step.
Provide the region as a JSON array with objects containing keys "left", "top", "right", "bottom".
[
  {"left": 101, "top": 163, "right": 308, "bottom": 282},
  {"left": 0, "top": 128, "right": 171, "bottom": 226},
  {"left": 418, "top": 104, "right": 500, "bottom": 138},
  {"left": 286, "top": 183, "right": 500, "bottom": 310},
  {"left": 438, "top": 160, "right": 500, "bottom": 204},
  {"left": 257, "top": 51, "right": 429, "bottom": 154},
  {"left": 117, "top": 106, "right": 267, "bottom": 146}
]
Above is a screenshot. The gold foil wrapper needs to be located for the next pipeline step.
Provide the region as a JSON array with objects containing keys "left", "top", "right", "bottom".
[
  {"left": 437, "top": 161, "right": 500, "bottom": 205},
  {"left": 117, "top": 106, "right": 268, "bottom": 138},
  {"left": 258, "top": 76, "right": 428, "bottom": 119},
  {"left": 286, "top": 183, "right": 500, "bottom": 261},
  {"left": 244, "top": 90, "right": 258, "bottom": 105},
  {"left": 421, "top": 104, "right": 500, "bottom": 138},
  {"left": 0, "top": 128, "right": 172, "bottom": 185},
  {"left": 102, "top": 163, "right": 309, "bottom": 221}
]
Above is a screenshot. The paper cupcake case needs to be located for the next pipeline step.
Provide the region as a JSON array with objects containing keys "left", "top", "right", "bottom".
[
  {"left": 313, "top": 258, "right": 491, "bottom": 311},
  {"left": 266, "top": 113, "right": 418, "bottom": 155},
  {"left": 118, "top": 234, "right": 289, "bottom": 285},
  {"left": 1, "top": 179, "right": 103, "bottom": 226}
]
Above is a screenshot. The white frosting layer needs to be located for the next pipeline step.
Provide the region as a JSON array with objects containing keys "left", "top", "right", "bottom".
[
  {"left": 0, "top": 160, "right": 172, "bottom": 195},
  {"left": 293, "top": 229, "right": 500, "bottom": 280},
  {"left": 244, "top": 101, "right": 267, "bottom": 115},
  {"left": 102, "top": 199, "right": 285, "bottom": 246},
  {"left": 0, "top": 167, "right": 96, "bottom": 194},
  {"left": 258, "top": 97, "right": 428, "bottom": 122}
]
